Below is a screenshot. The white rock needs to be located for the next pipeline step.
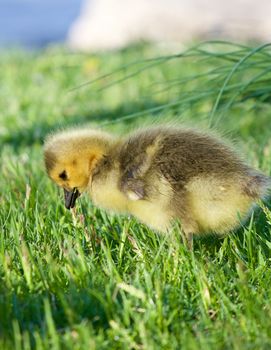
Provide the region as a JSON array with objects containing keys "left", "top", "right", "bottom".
[{"left": 67, "top": 0, "right": 271, "bottom": 51}]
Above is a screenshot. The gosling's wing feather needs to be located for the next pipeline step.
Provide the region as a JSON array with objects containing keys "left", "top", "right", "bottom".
[
  {"left": 118, "top": 153, "right": 152, "bottom": 200},
  {"left": 118, "top": 130, "right": 161, "bottom": 200}
]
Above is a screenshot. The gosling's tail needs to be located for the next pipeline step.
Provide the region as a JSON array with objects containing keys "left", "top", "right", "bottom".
[{"left": 243, "top": 171, "right": 271, "bottom": 200}]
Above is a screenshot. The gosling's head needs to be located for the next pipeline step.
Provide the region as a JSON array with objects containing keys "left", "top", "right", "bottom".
[{"left": 44, "top": 128, "right": 114, "bottom": 209}]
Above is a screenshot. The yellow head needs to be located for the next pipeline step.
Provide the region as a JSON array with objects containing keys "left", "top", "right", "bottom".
[{"left": 44, "top": 128, "right": 114, "bottom": 208}]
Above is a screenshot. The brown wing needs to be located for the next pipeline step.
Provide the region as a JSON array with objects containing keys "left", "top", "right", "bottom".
[{"left": 118, "top": 130, "right": 161, "bottom": 200}]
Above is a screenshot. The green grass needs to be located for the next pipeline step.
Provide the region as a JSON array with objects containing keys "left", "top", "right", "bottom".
[{"left": 1, "top": 41, "right": 271, "bottom": 349}]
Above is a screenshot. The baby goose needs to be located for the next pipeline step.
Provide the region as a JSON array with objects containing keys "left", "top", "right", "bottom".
[{"left": 44, "top": 127, "right": 270, "bottom": 247}]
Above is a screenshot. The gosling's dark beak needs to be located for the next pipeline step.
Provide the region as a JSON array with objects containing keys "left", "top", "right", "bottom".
[{"left": 64, "top": 188, "right": 80, "bottom": 210}]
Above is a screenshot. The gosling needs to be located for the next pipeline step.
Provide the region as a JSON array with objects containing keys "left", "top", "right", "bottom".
[{"left": 44, "top": 126, "right": 271, "bottom": 247}]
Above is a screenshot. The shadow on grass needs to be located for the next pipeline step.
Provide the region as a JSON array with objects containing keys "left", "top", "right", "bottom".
[
  {"left": 0, "top": 279, "right": 113, "bottom": 343},
  {"left": 0, "top": 99, "right": 169, "bottom": 151}
]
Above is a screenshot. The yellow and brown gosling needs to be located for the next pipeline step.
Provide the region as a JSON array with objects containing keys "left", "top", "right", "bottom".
[{"left": 44, "top": 126, "right": 271, "bottom": 247}]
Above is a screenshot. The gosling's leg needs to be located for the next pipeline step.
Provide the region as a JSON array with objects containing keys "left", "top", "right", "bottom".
[
  {"left": 180, "top": 218, "right": 198, "bottom": 251},
  {"left": 178, "top": 221, "right": 197, "bottom": 251},
  {"left": 184, "top": 231, "right": 194, "bottom": 250}
]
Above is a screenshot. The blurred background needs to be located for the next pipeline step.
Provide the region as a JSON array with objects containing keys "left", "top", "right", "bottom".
[
  {"left": 1, "top": 0, "right": 271, "bottom": 50},
  {"left": 0, "top": 0, "right": 83, "bottom": 48}
]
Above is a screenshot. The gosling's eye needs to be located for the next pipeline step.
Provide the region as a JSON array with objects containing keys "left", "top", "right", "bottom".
[{"left": 59, "top": 170, "right": 68, "bottom": 180}]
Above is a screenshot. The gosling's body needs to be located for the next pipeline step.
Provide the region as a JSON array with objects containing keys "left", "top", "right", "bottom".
[{"left": 44, "top": 127, "right": 271, "bottom": 242}]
